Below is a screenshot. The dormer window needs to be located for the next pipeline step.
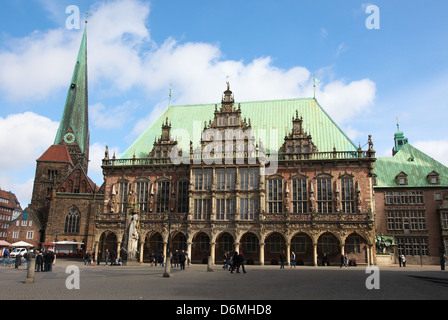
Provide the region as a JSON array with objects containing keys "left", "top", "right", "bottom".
[
  {"left": 396, "top": 172, "right": 408, "bottom": 185},
  {"left": 427, "top": 172, "right": 440, "bottom": 184}
]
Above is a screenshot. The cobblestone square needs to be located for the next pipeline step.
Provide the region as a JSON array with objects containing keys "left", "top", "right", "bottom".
[{"left": 1, "top": 259, "right": 447, "bottom": 301}]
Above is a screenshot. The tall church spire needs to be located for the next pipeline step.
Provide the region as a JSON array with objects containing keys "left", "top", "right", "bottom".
[{"left": 54, "top": 26, "right": 89, "bottom": 172}]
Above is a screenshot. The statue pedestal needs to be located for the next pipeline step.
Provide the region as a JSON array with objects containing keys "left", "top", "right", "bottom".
[{"left": 376, "top": 254, "right": 394, "bottom": 266}]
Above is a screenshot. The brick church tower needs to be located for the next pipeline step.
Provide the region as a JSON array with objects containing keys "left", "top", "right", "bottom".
[{"left": 29, "top": 26, "right": 103, "bottom": 251}]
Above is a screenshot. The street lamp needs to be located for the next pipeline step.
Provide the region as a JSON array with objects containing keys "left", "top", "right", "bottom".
[{"left": 163, "top": 216, "right": 172, "bottom": 278}]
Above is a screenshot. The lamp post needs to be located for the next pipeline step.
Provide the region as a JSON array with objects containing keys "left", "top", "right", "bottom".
[{"left": 163, "top": 216, "right": 172, "bottom": 278}]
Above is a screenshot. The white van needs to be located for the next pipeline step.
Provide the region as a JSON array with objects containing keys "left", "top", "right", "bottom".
[{"left": 9, "top": 248, "right": 27, "bottom": 258}]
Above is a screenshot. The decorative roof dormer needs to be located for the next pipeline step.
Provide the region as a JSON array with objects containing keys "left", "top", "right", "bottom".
[
  {"left": 148, "top": 117, "right": 178, "bottom": 161},
  {"left": 280, "top": 110, "right": 317, "bottom": 159}
]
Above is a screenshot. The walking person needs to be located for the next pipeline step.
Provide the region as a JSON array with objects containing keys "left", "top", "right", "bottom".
[
  {"left": 290, "top": 251, "right": 296, "bottom": 269},
  {"left": 237, "top": 252, "right": 246, "bottom": 273},
  {"left": 398, "top": 254, "right": 402, "bottom": 267},
  {"left": 401, "top": 255, "right": 406, "bottom": 267},
  {"left": 340, "top": 253, "right": 348, "bottom": 268},
  {"left": 280, "top": 250, "right": 286, "bottom": 269},
  {"left": 230, "top": 251, "right": 239, "bottom": 273},
  {"left": 179, "top": 250, "right": 186, "bottom": 270},
  {"left": 105, "top": 249, "right": 110, "bottom": 266}
]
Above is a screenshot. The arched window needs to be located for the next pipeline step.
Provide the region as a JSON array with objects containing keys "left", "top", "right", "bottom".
[{"left": 64, "top": 206, "right": 80, "bottom": 234}]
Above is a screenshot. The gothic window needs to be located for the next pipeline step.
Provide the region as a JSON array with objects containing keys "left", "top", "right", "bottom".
[
  {"left": 341, "top": 178, "right": 354, "bottom": 213},
  {"left": 118, "top": 181, "right": 128, "bottom": 213},
  {"left": 240, "top": 197, "right": 259, "bottom": 220},
  {"left": 291, "top": 236, "right": 307, "bottom": 253},
  {"left": 193, "top": 198, "right": 211, "bottom": 220},
  {"left": 177, "top": 181, "right": 189, "bottom": 213},
  {"left": 216, "top": 198, "right": 235, "bottom": 220},
  {"left": 216, "top": 169, "right": 235, "bottom": 190},
  {"left": 136, "top": 181, "right": 149, "bottom": 213},
  {"left": 194, "top": 170, "right": 212, "bottom": 190},
  {"left": 267, "top": 179, "right": 283, "bottom": 213},
  {"left": 64, "top": 206, "right": 80, "bottom": 234},
  {"left": 292, "top": 178, "right": 307, "bottom": 213},
  {"left": 346, "top": 236, "right": 361, "bottom": 254},
  {"left": 317, "top": 178, "right": 332, "bottom": 213},
  {"left": 240, "top": 168, "right": 259, "bottom": 190},
  {"left": 156, "top": 181, "right": 170, "bottom": 213},
  {"left": 269, "top": 235, "right": 282, "bottom": 253}
]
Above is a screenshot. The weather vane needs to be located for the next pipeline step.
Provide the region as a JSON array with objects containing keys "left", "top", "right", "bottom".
[{"left": 85, "top": 12, "right": 90, "bottom": 24}]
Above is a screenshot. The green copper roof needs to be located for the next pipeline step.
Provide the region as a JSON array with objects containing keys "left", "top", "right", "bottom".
[
  {"left": 54, "top": 27, "right": 89, "bottom": 155},
  {"left": 374, "top": 143, "right": 448, "bottom": 187},
  {"left": 122, "top": 97, "right": 357, "bottom": 159}
]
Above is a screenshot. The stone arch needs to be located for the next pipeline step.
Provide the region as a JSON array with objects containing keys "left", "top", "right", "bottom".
[
  {"left": 215, "top": 232, "right": 235, "bottom": 264},
  {"left": 264, "top": 232, "right": 287, "bottom": 265},
  {"left": 317, "top": 231, "right": 341, "bottom": 266},
  {"left": 144, "top": 231, "right": 164, "bottom": 261},
  {"left": 191, "top": 232, "right": 211, "bottom": 264},
  {"left": 290, "top": 231, "right": 314, "bottom": 265},
  {"left": 344, "top": 232, "right": 369, "bottom": 264},
  {"left": 98, "top": 231, "right": 118, "bottom": 260},
  {"left": 239, "top": 232, "right": 259, "bottom": 265}
]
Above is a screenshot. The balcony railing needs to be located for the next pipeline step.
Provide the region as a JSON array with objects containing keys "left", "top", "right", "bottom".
[{"left": 102, "top": 149, "right": 375, "bottom": 167}]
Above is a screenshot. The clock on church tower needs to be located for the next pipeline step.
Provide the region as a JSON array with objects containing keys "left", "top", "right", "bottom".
[{"left": 63, "top": 132, "right": 76, "bottom": 144}]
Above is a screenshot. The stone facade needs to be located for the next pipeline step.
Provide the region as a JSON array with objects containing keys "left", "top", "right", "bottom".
[{"left": 95, "top": 85, "right": 377, "bottom": 266}]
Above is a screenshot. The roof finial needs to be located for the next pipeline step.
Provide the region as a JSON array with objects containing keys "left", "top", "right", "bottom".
[
  {"left": 169, "top": 84, "right": 173, "bottom": 107},
  {"left": 396, "top": 117, "right": 399, "bottom": 131},
  {"left": 313, "top": 74, "right": 320, "bottom": 99},
  {"left": 85, "top": 12, "right": 90, "bottom": 24}
]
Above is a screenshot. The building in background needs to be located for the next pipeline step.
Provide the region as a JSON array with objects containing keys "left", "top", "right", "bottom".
[
  {"left": 374, "top": 125, "right": 448, "bottom": 264},
  {"left": 0, "top": 188, "right": 22, "bottom": 240},
  {"left": 6, "top": 211, "right": 41, "bottom": 248}
]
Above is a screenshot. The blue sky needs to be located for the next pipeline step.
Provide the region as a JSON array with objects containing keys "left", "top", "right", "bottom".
[{"left": 0, "top": 0, "right": 447, "bottom": 207}]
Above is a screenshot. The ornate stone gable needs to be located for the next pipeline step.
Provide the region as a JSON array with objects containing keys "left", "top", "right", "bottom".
[
  {"left": 148, "top": 118, "right": 178, "bottom": 161},
  {"left": 280, "top": 110, "right": 317, "bottom": 159}
]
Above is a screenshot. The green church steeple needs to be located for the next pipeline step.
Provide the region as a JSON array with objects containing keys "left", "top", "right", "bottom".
[
  {"left": 54, "top": 26, "right": 89, "bottom": 173},
  {"left": 392, "top": 119, "right": 408, "bottom": 156}
]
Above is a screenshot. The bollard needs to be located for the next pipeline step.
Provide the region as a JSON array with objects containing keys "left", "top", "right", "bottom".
[
  {"left": 163, "top": 257, "right": 172, "bottom": 278},
  {"left": 207, "top": 256, "right": 214, "bottom": 272},
  {"left": 25, "top": 258, "right": 36, "bottom": 284}
]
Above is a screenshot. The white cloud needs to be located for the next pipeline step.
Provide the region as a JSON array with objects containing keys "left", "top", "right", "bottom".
[
  {"left": 317, "top": 78, "right": 376, "bottom": 124},
  {"left": 0, "top": 112, "right": 59, "bottom": 170}
]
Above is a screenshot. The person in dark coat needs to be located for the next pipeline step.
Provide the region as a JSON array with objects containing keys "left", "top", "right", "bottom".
[
  {"left": 280, "top": 251, "right": 286, "bottom": 269},
  {"left": 230, "top": 251, "right": 239, "bottom": 273},
  {"left": 179, "top": 250, "right": 186, "bottom": 270},
  {"left": 237, "top": 252, "right": 246, "bottom": 274},
  {"left": 35, "top": 251, "right": 44, "bottom": 272}
]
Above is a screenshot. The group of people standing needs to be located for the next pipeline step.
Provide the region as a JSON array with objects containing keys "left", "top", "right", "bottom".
[
  {"left": 169, "top": 250, "right": 188, "bottom": 270},
  {"left": 223, "top": 251, "right": 246, "bottom": 273},
  {"left": 30, "top": 250, "right": 55, "bottom": 272}
]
